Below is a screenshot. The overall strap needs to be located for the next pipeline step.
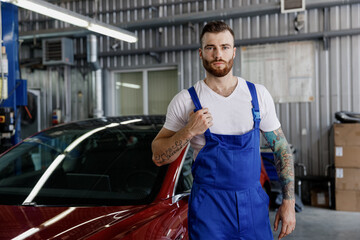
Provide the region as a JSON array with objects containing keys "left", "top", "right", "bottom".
[
  {"left": 188, "top": 87, "right": 202, "bottom": 111},
  {"left": 246, "top": 81, "right": 261, "bottom": 129},
  {"left": 188, "top": 86, "right": 211, "bottom": 136}
]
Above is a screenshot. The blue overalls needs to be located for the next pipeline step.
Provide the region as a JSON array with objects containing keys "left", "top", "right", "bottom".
[{"left": 187, "top": 81, "right": 274, "bottom": 240}]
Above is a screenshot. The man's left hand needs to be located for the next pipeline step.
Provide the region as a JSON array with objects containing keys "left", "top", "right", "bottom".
[{"left": 274, "top": 199, "right": 296, "bottom": 239}]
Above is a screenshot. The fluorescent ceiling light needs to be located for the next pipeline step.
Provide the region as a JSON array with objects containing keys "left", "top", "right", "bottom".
[
  {"left": 1, "top": 0, "right": 137, "bottom": 43},
  {"left": 4, "top": 0, "right": 88, "bottom": 27},
  {"left": 116, "top": 82, "right": 141, "bottom": 89},
  {"left": 88, "top": 23, "right": 137, "bottom": 43}
]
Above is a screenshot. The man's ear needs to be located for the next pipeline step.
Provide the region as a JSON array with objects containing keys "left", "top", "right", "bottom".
[
  {"left": 199, "top": 48, "right": 203, "bottom": 59},
  {"left": 233, "top": 47, "right": 236, "bottom": 59}
]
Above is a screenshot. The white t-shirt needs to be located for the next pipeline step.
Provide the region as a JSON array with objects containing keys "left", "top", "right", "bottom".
[{"left": 164, "top": 77, "right": 281, "bottom": 158}]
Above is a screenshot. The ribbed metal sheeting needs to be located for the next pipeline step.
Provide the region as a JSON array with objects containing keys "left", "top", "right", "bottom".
[
  {"left": 18, "top": 0, "right": 360, "bottom": 177},
  {"left": 20, "top": 67, "right": 91, "bottom": 128}
]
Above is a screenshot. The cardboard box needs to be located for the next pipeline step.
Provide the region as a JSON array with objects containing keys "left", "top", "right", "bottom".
[
  {"left": 335, "top": 168, "right": 360, "bottom": 191},
  {"left": 311, "top": 188, "right": 329, "bottom": 208},
  {"left": 336, "top": 190, "right": 360, "bottom": 212},
  {"left": 334, "top": 123, "right": 360, "bottom": 146},
  {"left": 334, "top": 146, "right": 360, "bottom": 168}
]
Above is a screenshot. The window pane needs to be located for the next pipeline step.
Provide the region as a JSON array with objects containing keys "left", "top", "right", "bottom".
[
  {"left": 175, "top": 146, "right": 194, "bottom": 195},
  {"left": 148, "top": 70, "right": 178, "bottom": 114},
  {"left": 116, "top": 72, "right": 143, "bottom": 115}
]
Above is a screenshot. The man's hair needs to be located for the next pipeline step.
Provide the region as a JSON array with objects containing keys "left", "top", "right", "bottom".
[{"left": 200, "top": 21, "right": 235, "bottom": 47}]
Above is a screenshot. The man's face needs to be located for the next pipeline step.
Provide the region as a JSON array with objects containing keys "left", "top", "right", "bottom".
[{"left": 200, "top": 30, "right": 236, "bottom": 78}]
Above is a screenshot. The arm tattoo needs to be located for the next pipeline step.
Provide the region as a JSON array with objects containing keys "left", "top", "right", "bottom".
[
  {"left": 154, "top": 139, "right": 190, "bottom": 165},
  {"left": 262, "top": 128, "right": 295, "bottom": 200}
]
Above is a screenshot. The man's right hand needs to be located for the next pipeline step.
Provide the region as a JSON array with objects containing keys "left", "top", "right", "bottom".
[
  {"left": 151, "top": 108, "right": 212, "bottom": 167},
  {"left": 185, "top": 108, "right": 213, "bottom": 137}
]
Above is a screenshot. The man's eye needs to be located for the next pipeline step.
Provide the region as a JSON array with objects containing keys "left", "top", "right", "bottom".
[
  {"left": 206, "top": 47, "right": 213, "bottom": 50},
  {"left": 223, "top": 46, "right": 230, "bottom": 49}
]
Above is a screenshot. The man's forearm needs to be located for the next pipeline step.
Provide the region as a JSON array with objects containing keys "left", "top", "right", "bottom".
[
  {"left": 153, "top": 108, "right": 212, "bottom": 166},
  {"left": 152, "top": 128, "right": 192, "bottom": 166},
  {"left": 262, "top": 128, "right": 295, "bottom": 200}
]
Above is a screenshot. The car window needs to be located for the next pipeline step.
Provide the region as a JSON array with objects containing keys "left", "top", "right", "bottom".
[
  {"left": 175, "top": 146, "right": 194, "bottom": 195},
  {"left": 0, "top": 122, "right": 168, "bottom": 206}
]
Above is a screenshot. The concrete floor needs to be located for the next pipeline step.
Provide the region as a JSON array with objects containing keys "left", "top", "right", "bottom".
[{"left": 269, "top": 206, "right": 360, "bottom": 240}]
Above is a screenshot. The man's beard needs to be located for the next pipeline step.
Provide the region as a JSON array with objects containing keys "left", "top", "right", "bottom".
[{"left": 202, "top": 58, "right": 234, "bottom": 77}]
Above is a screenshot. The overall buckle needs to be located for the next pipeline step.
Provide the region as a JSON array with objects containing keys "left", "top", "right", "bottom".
[{"left": 252, "top": 108, "right": 261, "bottom": 122}]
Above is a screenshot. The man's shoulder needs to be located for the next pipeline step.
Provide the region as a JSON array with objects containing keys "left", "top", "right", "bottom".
[
  {"left": 254, "top": 83, "right": 268, "bottom": 93},
  {"left": 168, "top": 87, "right": 194, "bottom": 112},
  {"left": 172, "top": 88, "right": 191, "bottom": 103},
  {"left": 237, "top": 77, "right": 268, "bottom": 94},
  {"left": 174, "top": 81, "right": 202, "bottom": 95}
]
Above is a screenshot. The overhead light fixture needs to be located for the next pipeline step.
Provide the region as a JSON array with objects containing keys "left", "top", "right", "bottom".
[
  {"left": 87, "top": 23, "right": 137, "bottom": 44},
  {"left": 116, "top": 82, "right": 141, "bottom": 89},
  {"left": 1, "top": 0, "right": 137, "bottom": 43}
]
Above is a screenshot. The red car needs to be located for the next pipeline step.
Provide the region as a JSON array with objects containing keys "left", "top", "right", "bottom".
[{"left": 0, "top": 116, "right": 270, "bottom": 240}]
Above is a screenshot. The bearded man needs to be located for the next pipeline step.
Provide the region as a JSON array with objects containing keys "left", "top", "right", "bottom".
[{"left": 152, "top": 21, "right": 296, "bottom": 240}]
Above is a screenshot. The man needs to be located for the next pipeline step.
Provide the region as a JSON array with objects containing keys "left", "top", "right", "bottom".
[{"left": 152, "top": 21, "right": 295, "bottom": 240}]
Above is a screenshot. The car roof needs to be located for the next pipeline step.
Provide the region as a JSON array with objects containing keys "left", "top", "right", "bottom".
[{"left": 48, "top": 115, "right": 166, "bottom": 131}]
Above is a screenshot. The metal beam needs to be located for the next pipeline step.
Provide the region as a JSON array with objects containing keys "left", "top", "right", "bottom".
[
  {"left": 19, "top": 0, "right": 360, "bottom": 41},
  {"left": 19, "top": 26, "right": 360, "bottom": 64},
  {"left": 119, "top": 0, "right": 360, "bottom": 30},
  {"left": 46, "top": 0, "right": 198, "bottom": 15},
  {"left": 306, "top": 0, "right": 360, "bottom": 9},
  {"left": 71, "top": 27, "right": 360, "bottom": 59},
  {"left": 19, "top": 27, "right": 88, "bottom": 41},
  {"left": 119, "top": 2, "right": 279, "bottom": 31}
]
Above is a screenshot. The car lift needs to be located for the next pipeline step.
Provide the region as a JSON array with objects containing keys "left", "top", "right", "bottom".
[{"left": 0, "top": 2, "right": 27, "bottom": 153}]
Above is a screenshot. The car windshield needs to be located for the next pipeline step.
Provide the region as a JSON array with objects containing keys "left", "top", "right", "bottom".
[{"left": 0, "top": 117, "right": 168, "bottom": 206}]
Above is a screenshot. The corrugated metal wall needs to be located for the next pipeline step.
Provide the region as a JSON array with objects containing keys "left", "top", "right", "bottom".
[
  {"left": 20, "top": 67, "right": 91, "bottom": 128},
  {"left": 18, "top": 0, "right": 360, "bottom": 177}
]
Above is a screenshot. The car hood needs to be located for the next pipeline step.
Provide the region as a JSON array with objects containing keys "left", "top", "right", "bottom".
[{"left": 0, "top": 204, "right": 153, "bottom": 240}]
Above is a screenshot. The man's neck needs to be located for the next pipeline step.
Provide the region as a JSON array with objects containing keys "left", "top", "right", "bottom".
[{"left": 204, "top": 74, "right": 238, "bottom": 97}]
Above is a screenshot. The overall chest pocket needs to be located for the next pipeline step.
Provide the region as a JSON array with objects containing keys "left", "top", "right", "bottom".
[{"left": 216, "top": 146, "right": 257, "bottom": 187}]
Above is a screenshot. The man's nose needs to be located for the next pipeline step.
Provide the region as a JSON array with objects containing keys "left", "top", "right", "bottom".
[{"left": 213, "top": 48, "right": 222, "bottom": 59}]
